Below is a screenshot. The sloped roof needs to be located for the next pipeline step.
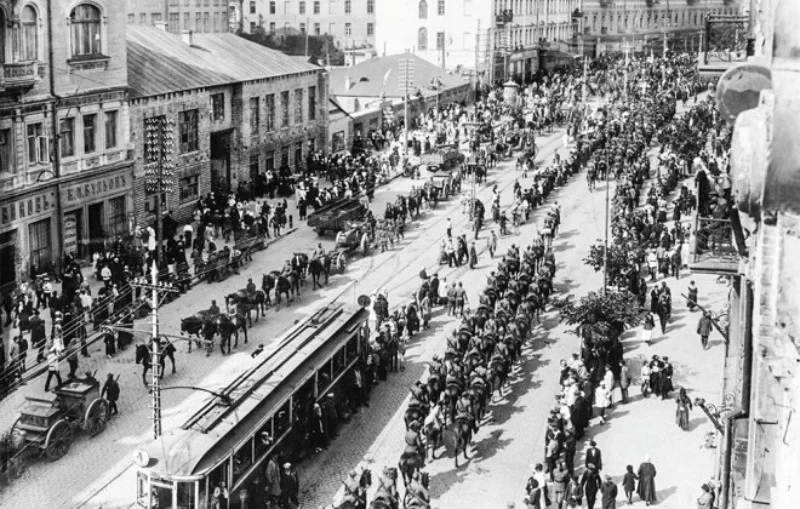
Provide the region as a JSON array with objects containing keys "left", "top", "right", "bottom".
[
  {"left": 329, "top": 53, "right": 468, "bottom": 99},
  {"left": 127, "top": 26, "right": 319, "bottom": 98}
]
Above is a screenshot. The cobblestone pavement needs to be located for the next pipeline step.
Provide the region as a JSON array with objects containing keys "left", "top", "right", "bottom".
[{"left": 0, "top": 170, "right": 434, "bottom": 509}]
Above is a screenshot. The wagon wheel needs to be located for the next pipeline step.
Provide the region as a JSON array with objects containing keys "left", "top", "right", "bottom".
[
  {"left": 45, "top": 419, "right": 73, "bottom": 461},
  {"left": 84, "top": 398, "right": 110, "bottom": 437},
  {"left": 337, "top": 252, "right": 348, "bottom": 273}
]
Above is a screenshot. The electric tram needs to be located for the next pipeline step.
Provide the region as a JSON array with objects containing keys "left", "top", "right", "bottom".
[{"left": 133, "top": 302, "right": 370, "bottom": 508}]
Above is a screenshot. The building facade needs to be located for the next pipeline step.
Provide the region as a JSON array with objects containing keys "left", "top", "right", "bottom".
[
  {"left": 581, "top": 0, "right": 741, "bottom": 55},
  {"left": 375, "top": 0, "right": 581, "bottom": 83},
  {"left": 126, "top": 26, "right": 328, "bottom": 226},
  {"left": 126, "top": 0, "right": 231, "bottom": 33},
  {"left": 234, "top": 0, "right": 376, "bottom": 50},
  {"left": 0, "top": 0, "right": 131, "bottom": 293}
]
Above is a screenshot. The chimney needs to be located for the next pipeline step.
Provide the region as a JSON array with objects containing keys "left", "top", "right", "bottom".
[
  {"left": 345, "top": 75, "right": 352, "bottom": 90},
  {"left": 182, "top": 30, "right": 194, "bottom": 46},
  {"left": 154, "top": 21, "right": 168, "bottom": 31}
]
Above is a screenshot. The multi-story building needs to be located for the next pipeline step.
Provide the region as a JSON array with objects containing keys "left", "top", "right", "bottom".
[
  {"left": 375, "top": 0, "right": 582, "bottom": 84},
  {"left": 0, "top": 0, "right": 131, "bottom": 292},
  {"left": 126, "top": 25, "right": 328, "bottom": 225},
  {"left": 581, "top": 0, "right": 741, "bottom": 55},
  {"left": 126, "top": 0, "right": 231, "bottom": 34},
  {"left": 234, "top": 0, "right": 376, "bottom": 50}
]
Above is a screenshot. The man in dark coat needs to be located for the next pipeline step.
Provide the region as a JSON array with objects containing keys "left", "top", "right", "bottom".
[
  {"left": 637, "top": 457, "right": 657, "bottom": 505},
  {"left": 280, "top": 462, "right": 299, "bottom": 508},
  {"left": 585, "top": 440, "right": 603, "bottom": 471},
  {"left": 581, "top": 464, "right": 602, "bottom": 509},
  {"left": 600, "top": 475, "right": 618, "bottom": 509}
]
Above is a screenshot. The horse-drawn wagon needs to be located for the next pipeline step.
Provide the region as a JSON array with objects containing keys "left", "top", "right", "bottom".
[
  {"left": 308, "top": 198, "right": 368, "bottom": 236},
  {"left": 11, "top": 381, "right": 109, "bottom": 461},
  {"left": 332, "top": 220, "right": 371, "bottom": 270}
]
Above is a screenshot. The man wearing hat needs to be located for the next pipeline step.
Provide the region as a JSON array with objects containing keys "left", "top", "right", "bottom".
[
  {"left": 585, "top": 440, "right": 603, "bottom": 471},
  {"left": 600, "top": 474, "right": 618, "bottom": 509},
  {"left": 280, "top": 461, "right": 299, "bottom": 508}
]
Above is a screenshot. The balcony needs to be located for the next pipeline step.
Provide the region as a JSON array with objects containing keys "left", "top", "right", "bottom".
[
  {"left": 688, "top": 213, "right": 740, "bottom": 275},
  {"left": 1, "top": 61, "right": 43, "bottom": 91},
  {"left": 496, "top": 10, "right": 513, "bottom": 25}
]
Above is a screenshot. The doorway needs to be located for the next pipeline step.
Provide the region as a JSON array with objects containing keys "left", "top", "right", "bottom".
[
  {"left": 88, "top": 203, "right": 104, "bottom": 256},
  {"left": 211, "top": 131, "right": 232, "bottom": 195},
  {"left": 0, "top": 230, "right": 16, "bottom": 294}
]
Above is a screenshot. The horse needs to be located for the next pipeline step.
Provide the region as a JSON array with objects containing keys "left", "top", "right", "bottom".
[
  {"left": 308, "top": 255, "right": 332, "bottom": 289},
  {"left": 180, "top": 314, "right": 207, "bottom": 352},
  {"left": 228, "top": 290, "right": 266, "bottom": 327},
  {"left": 135, "top": 343, "right": 154, "bottom": 386},
  {"left": 263, "top": 271, "right": 299, "bottom": 308},
  {"left": 371, "top": 467, "right": 399, "bottom": 509},
  {"left": 398, "top": 448, "right": 425, "bottom": 489},
  {"left": 208, "top": 314, "right": 248, "bottom": 354},
  {"left": 489, "top": 353, "right": 509, "bottom": 400},
  {"left": 292, "top": 253, "right": 309, "bottom": 284},
  {"left": 335, "top": 468, "right": 372, "bottom": 509},
  {"left": 403, "top": 472, "right": 431, "bottom": 509},
  {"left": 451, "top": 415, "right": 473, "bottom": 468}
]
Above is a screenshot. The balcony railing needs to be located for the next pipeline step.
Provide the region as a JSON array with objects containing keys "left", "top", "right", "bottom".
[
  {"left": 1, "top": 61, "right": 42, "bottom": 90},
  {"left": 688, "top": 215, "right": 739, "bottom": 274},
  {"left": 496, "top": 10, "right": 514, "bottom": 25}
]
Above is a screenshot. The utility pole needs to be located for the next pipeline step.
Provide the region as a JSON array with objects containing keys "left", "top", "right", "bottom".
[
  {"left": 144, "top": 116, "right": 175, "bottom": 265},
  {"left": 602, "top": 147, "right": 610, "bottom": 295},
  {"left": 129, "top": 264, "right": 179, "bottom": 439},
  {"left": 400, "top": 49, "right": 414, "bottom": 158}
]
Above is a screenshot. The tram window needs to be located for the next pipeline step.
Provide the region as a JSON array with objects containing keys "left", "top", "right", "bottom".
[
  {"left": 254, "top": 418, "right": 273, "bottom": 459},
  {"left": 137, "top": 472, "right": 148, "bottom": 507},
  {"left": 208, "top": 462, "right": 229, "bottom": 506},
  {"left": 332, "top": 346, "right": 345, "bottom": 377},
  {"left": 316, "top": 360, "right": 332, "bottom": 394},
  {"left": 232, "top": 439, "right": 254, "bottom": 483},
  {"left": 177, "top": 481, "right": 196, "bottom": 508},
  {"left": 274, "top": 402, "right": 290, "bottom": 437},
  {"left": 346, "top": 335, "right": 358, "bottom": 362}
]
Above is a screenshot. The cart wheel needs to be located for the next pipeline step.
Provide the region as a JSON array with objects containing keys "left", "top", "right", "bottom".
[
  {"left": 337, "top": 253, "right": 348, "bottom": 273},
  {"left": 45, "top": 419, "right": 73, "bottom": 461},
  {"left": 85, "top": 398, "right": 110, "bottom": 437}
]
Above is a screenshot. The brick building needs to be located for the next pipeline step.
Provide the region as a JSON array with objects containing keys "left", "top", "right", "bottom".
[
  {"left": 126, "top": 26, "right": 328, "bottom": 225},
  {"left": 0, "top": 0, "right": 131, "bottom": 292},
  {"left": 126, "top": 0, "right": 231, "bottom": 33}
]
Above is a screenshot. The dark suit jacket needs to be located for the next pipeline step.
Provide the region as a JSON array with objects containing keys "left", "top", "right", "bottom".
[{"left": 585, "top": 447, "right": 603, "bottom": 471}]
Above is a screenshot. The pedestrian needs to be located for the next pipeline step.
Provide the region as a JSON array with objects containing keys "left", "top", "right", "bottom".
[
  {"left": 639, "top": 311, "right": 654, "bottom": 346},
  {"left": 280, "top": 461, "right": 299, "bottom": 508},
  {"left": 160, "top": 338, "right": 177, "bottom": 375},
  {"left": 446, "top": 217, "right": 453, "bottom": 238},
  {"left": 636, "top": 456, "right": 657, "bottom": 506},
  {"left": 455, "top": 282, "right": 467, "bottom": 316},
  {"left": 552, "top": 459, "right": 569, "bottom": 508},
  {"left": 565, "top": 475, "right": 584, "bottom": 508},
  {"left": 469, "top": 241, "right": 478, "bottom": 269},
  {"left": 563, "top": 430, "right": 577, "bottom": 476},
  {"left": 697, "top": 312, "right": 713, "bottom": 349},
  {"left": 697, "top": 483, "right": 715, "bottom": 509},
  {"left": 619, "top": 360, "right": 631, "bottom": 404},
  {"left": 600, "top": 475, "right": 618, "bottom": 509},
  {"left": 265, "top": 454, "right": 282, "bottom": 506},
  {"left": 14, "top": 335, "right": 28, "bottom": 380},
  {"left": 104, "top": 330, "right": 116, "bottom": 358},
  {"left": 487, "top": 230, "right": 498, "bottom": 258},
  {"left": 581, "top": 464, "right": 602, "bottom": 509},
  {"left": 675, "top": 387, "right": 693, "bottom": 430},
  {"left": 640, "top": 361, "right": 652, "bottom": 398},
  {"left": 67, "top": 351, "right": 79, "bottom": 380},
  {"left": 585, "top": 440, "right": 603, "bottom": 471},
  {"left": 44, "top": 347, "right": 63, "bottom": 392},
  {"left": 594, "top": 381, "right": 611, "bottom": 423},
  {"left": 446, "top": 283, "right": 457, "bottom": 316},
  {"left": 687, "top": 280, "right": 699, "bottom": 311},
  {"left": 525, "top": 478, "right": 543, "bottom": 509},
  {"left": 101, "top": 373, "right": 120, "bottom": 415},
  {"left": 621, "top": 465, "right": 638, "bottom": 504}
]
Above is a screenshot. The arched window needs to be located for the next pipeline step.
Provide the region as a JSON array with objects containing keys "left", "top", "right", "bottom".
[
  {"left": 418, "top": 0, "right": 428, "bottom": 19},
  {"left": 418, "top": 27, "right": 428, "bottom": 50},
  {"left": 20, "top": 6, "right": 38, "bottom": 61},
  {"left": 70, "top": 4, "right": 102, "bottom": 58}
]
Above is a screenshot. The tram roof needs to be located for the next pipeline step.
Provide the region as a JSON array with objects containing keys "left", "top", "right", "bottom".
[{"left": 138, "top": 303, "right": 367, "bottom": 478}]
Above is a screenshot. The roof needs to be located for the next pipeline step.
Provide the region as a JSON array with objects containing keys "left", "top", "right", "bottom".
[
  {"left": 329, "top": 53, "right": 468, "bottom": 99},
  {"left": 329, "top": 97, "right": 353, "bottom": 118},
  {"left": 127, "top": 26, "right": 320, "bottom": 98}
]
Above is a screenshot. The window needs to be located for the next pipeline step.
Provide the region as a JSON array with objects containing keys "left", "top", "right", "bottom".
[
  {"left": 345, "top": 22, "right": 352, "bottom": 36},
  {"left": 195, "top": 12, "right": 201, "bottom": 29},
  {"left": 308, "top": 86, "right": 316, "bottom": 121},
  {"left": 107, "top": 196, "right": 127, "bottom": 237},
  {"left": 29, "top": 219, "right": 52, "bottom": 272},
  {"left": 265, "top": 150, "right": 275, "bottom": 171},
  {"left": 183, "top": 13, "right": 190, "bottom": 29},
  {"left": 152, "top": 12, "right": 162, "bottom": 24},
  {"left": 211, "top": 93, "right": 225, "bottom": 120},
  {"left": 269, "top": 1, "right": 276, "bottom": 14},
  {"left": 250, "top": 97, "right": 260, "bottom": 138},
  {"left": 313, "top": 1, "right": 320, "bottom": 14},
  {"left": 419, "top": 0, "right": 428, "bottom": 19},
  {"left": 203, "top": 12, "right": 209, "bottom": 31},
  {"left": 251, "top": 21, "right": 257, "bottom": 32},
  {"left": 294, "top": 89, "right": 303, "bottom": 125},
  {"left": 367, "top": 22, "right": 374, "bottom": 36},
  {"left": 265, "top": 94, "right": 275, "bottom": 131},
  {"left": 250, "top": 0, "right": 256, "bottom": 13},
  {"left": 82, "top": 114, "right": 96, "bottom": 154},
  {"left": 281, "top": 91, "right": 290, "bottom": 127},
  {"left": 367, "top": 0, "right": 374, "bottom": 13},
  {"left": 60, "top": 118, "right": 75, "bottom": 157},
  {"left": 179, "top": 109, "right": 199, "bottom": 153},
  {"left": 418, "top": 27, "right": 428, "bottom": 50},
  {"left": 169, "top": 12, "right": 180, "bottom": 31},
  {"left": 345, "top": 0, "right": 351, "bottom": 13},
  {"left": 269, "top": 22, "right": 275, "bottom": 33},
  {"left": 105, "top": 111, "right": 118, "bottom": 149},
  {"left": 140, "top": 13, "right": 146, "bottom": 24},
  {"left": 294, "top": 142, "right": 303, "bottom": 168},
  {"left": 26, "top": 123, "right": 47, "bottom": 165},
  {"left": 300, "top": 22, "right": 306, "bottom": 33},
  {"left": 314, "top": 23, "right": 320, "bottom": 35},
  {"left": 128, "top": 13, "right": 135, "bottom": 24},
  {"left": 20, "top": 6, "right": 38, "bottom": 61},
  {"left": 180, "top": 175, "right": 199, "bottom": 201},
  {"left": 300, "top": 1, "right": 306, "bottom": 14},
  {"left": 0, "top": 129, "right": 12, "bottom": 174},
  {"left": 437, "top": 0, "right": 445, "bottom": 15},
  {"left": 436, "top": 31, "right": 445, "bottom": 49},
  {"left": 70, "top": 4, "right": 102, "bottom": 58}
]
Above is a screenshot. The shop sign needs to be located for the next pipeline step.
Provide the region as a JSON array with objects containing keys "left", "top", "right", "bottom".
[
  {"left": 62, "top": 174, "right": 130, "bottom": 207},
  {"left": 0, "top": 190, "right": 56, "bottom": 228},
  {"left": 63, "top": 212, "right": 79, "bottom": 254}
]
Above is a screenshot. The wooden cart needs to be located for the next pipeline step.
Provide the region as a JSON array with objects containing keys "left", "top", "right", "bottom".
[
  {"left": 332, "top": 220, "right": 372, "bottom": 272},
  {"left": 12, "top": 382, "right": 109, "bottom": 461}
]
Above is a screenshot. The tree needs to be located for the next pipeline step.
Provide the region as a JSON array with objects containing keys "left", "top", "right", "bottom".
[{"left": 553, "top": 290, "right": 643, "bottom": 344}]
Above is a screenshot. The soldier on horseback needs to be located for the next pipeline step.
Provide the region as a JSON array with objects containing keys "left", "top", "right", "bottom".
[
  {"left": 313, "top": 242, "right": 326, "bottom": 260},
  {"left": 245, "top": 278, "right": 256, "bottom": 297}
]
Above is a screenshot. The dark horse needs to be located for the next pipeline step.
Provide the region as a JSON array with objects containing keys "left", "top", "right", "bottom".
[
  {"left": 208, "top": 314, "right": 248, "bottom": 354},
  {"left": 263, "top": 271, "right": 301, "bottom": 308},
  {"left": 335, "top": 468, "right": 372, "bottom": 509},
  {"left": 228, "top": 289, "right": 267, "bottom": 326},
  {"left": 180, "top": 313, "right": 208, "bottom": 353},
  {"left": 308, "top": 254, "right": 333, "bottom": 290},
  {"left": 135, "top": 343, "right": 156, "bottom": 386},
  {"left": 451, "top": 415, "right": 473, "bottom": 468}
]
